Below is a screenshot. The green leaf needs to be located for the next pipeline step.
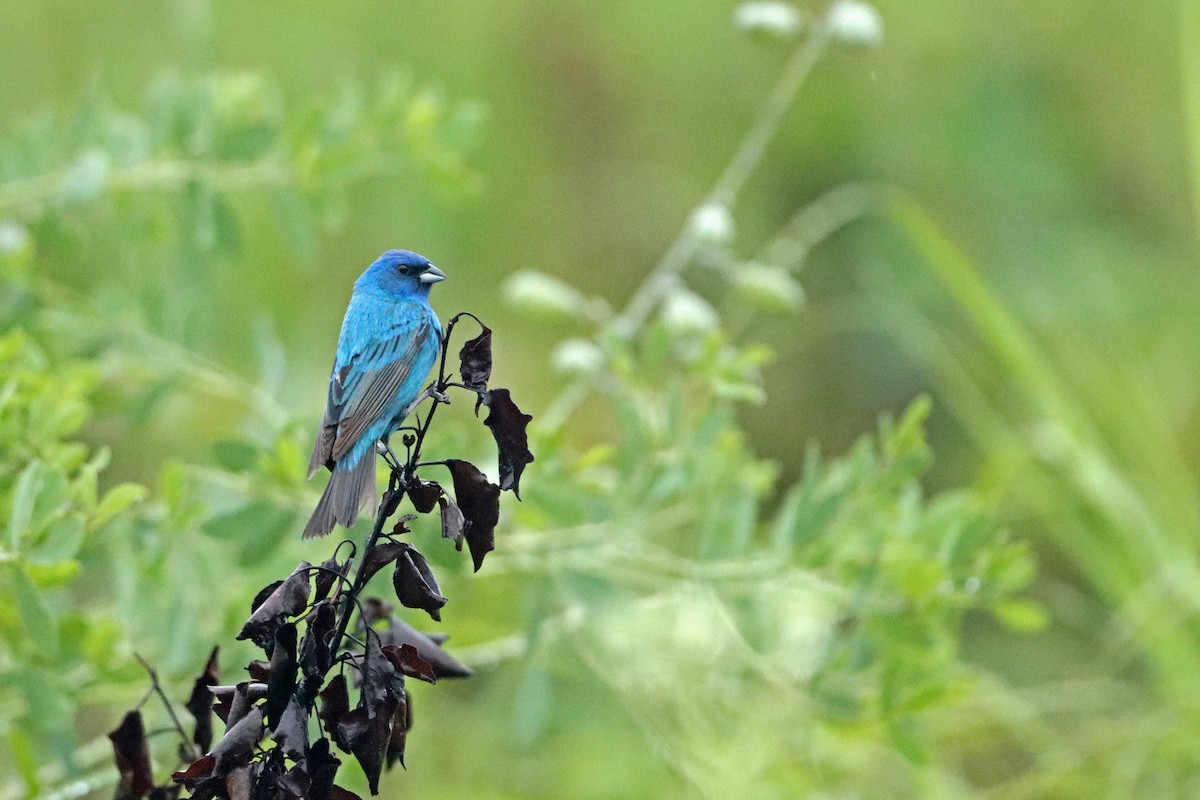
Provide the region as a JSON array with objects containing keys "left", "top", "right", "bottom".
[
  {"left": 203, "top": 501, "right": 277, "bottom": 540},
  {"left": 82, "top": 615, "right": 122, "bottom": 666},
  {"left": 26, "top": 515, "right": 85, "bottom": 564},
  {"left": 8, "top": 461, "right": 44, "bottom": 551},
  {"left": 93, "top": 482, "right": 147, "bottom": 529},
  {"left": 203, "top": 501, "right": 295, "bottom": 564},
  {"left": 212, "top": 441, "right": 259, "bottom": 472},
  {"left": 25, "top": 560, "right": 81, "bottom": 588},
  {"left": 235, "top": 506, "right": 296, "bottom": 565},
  {"left": 512, "top": 663, "right": 553, "bottom": 748},
  {"left": 212, "top": 193, "right": 242, "bottom": 254},
  {"left": 992, "top": 598, "right": 1049, "bottom": 632},
  {"left": 264, "top": 436, "right": 305, "bottom": 487},
  {"left": 887, "top": 717, "right": 929, "bottom": 765},
  {"left": 6, "top": 730, "right": 40, "bottom": 795},
  {"left": 9, "top": 565, "right": 58, "bottom": 656},
  {"left": 30, "top": 466, "right": 68, "bottom": 532}
]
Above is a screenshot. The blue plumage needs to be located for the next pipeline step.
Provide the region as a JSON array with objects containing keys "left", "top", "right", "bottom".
[{"left": 304, "top": 249, "right": 445, "bottom": 538}]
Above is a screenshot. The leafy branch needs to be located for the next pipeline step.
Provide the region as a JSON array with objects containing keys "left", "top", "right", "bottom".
[{"left": 110, "top": 313, "right": 532, "bottom": 799}]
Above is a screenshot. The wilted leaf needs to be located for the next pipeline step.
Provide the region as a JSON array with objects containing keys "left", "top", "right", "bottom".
[
  {"left": 275, "top": 695, "right": 310, "bottom": 763},
  {"left": 392, "top": 545, "right": 447, "bottom": 621},
  {"left": 224, "top": 765, "right": 254, "bottom": 800},
  {"left": 172, "top": 755, "right": 215, "bottom": 783},
  {"left": 238, "top": 563, "right": 312, "bottom": 649},
  {"left": 210, "top": 706, "right": 264, "bottom": 774},
  {"left": 185, "top": 647, "right": 220, "bottom": 753},
  {"left": 313, "top": 556, "right": 349, "bottom": 604},
  {"left": 482, "top": 389, "right": 533, "bottom": 498},
  {"left": 214, "top": 682, "right": 267, "bottom": 727},
  {"left": 378, "top": 616, "right": 472, "bottom": 678},
  {"left": 438, "top": 496, "right": 464, "bottom": 547},
  {"left": 361, "top": 636, "right": 400, "bottom": 720},
  {"left": 246, "top": 660, "right": 271, "bottom": 683},
  {"left": 406, "top": 479, "right": 443, "bottom": 514},
  {"left": 336, "top": 702, "right": 397, "bottom": 795},
  {"left": 277, "top": 764, "right": 310, "bottom": 799},
  {"left": 457, "top": 322, "right": 492, "bottom": 394},
  {"left": 358, "top": 542, "right": 406, "bottom": 586},
  {"left": 382, "top": 644, "right": 436, "bottom": 684},
  {"left": 307, "top": 739, "right": 341, "bottom": 800},
  {"left": 378, "top": 487, "right": 402, "bottom": 519},
  {"left": 109, "top": 710, "right": 154, "bottom": 800},
  {"left": 265, "top": 624, "right": 299, "bottom": 730},
  {"left": 250, "top": 581, "right": 285, "bottom": 614},
  {"left": 386, "top": 692, "right": 412, "bottom": 770},
  {"left": 391, "top": 514, "right": 415, "bottom": 537},
  {"left": 362, "top": 598, "right": 394, "bottom": 624},
  {"left": 319, "top": 675, "right": 351, "bottom": 747},
  {"left": 301, "top": 602, "right": 337, "bottom": 679},
  {"left": 444, "top": 459, "right": 500, "bottom": 572}
]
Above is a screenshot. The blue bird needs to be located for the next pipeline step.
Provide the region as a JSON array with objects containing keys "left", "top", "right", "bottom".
[{"left": 304, "top": 249, "right": 445, "bottom": 538}]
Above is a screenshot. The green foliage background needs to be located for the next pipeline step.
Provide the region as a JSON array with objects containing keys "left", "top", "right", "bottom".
[{"left": 1, "top": 1, "right": 1198, "bottom": 798}]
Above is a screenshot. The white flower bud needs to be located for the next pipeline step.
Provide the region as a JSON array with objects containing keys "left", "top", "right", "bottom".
[
  {"left": 733, "top": 2, "right": 803, "bottom": 40},
  {"left": 827, "top": 0, "right": 883, "bottom": 47},
  {"left": 63, "top": 149, "right": 109, "bottom": 200},
  {"left": 551, "top": 339, "right": 605, "bottom": 376},
  {"left": 660, "top": 289, "right": 720, "bottom": 336},
  {"left": 688, "top": 202, "right": 735, "bottom": 247},
  {"left": 732, "top": 262, "right": 805, "bottom": 312},
  {"left": 0, "top": 221, "right": 30, "bottom": 255},
  {"left": 503, "top": 270, "right": 584, "bottom": 318}
]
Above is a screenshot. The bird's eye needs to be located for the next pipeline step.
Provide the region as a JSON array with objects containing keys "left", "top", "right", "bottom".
[{"left": 397, "top": 266, "right": 409, "bottom": 274}]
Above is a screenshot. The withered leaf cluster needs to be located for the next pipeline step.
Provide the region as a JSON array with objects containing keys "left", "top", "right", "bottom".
[
  {"left": 110, "top": 312, "right": 529, "bottom": 799},
  {"left": 162, "top": 559, "right": 470, "bottom": 800}
]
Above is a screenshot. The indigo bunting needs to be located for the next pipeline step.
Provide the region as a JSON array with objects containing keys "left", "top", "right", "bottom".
[{"left": 304, "top": 249, "right": 445, "bottom": 538}]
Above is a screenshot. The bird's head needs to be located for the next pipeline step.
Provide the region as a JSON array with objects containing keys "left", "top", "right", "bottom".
[{"left": 358, "top": 249, "right": 447, "bottom": 297}]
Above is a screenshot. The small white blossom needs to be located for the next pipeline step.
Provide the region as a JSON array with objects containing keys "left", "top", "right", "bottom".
[
  {"left": 63, "top": 149, "right": 109, "bottom": 200},
  {"left": 0, "top": 221, "right": 30, "bottom": 255},
  {"left": 688, "top": 202, "right": 735, "bottom": 247},
  {"left": 503, "top": 270, "right": 584, "bottom": 318},
  {"left": 660, "top": 289, "right": 720, "bottom": 336},
  {"left": 732, "top": 262, "right": 805, "bottom": 312},
  {"left": 552, "top": 339, "right": 605, "bottom": 376},
  {"left": 733, "top": 2, "right": 803, "bottom": 40},
  {"left": 827, "top": 0, "right": 883, "bottom": 47}
]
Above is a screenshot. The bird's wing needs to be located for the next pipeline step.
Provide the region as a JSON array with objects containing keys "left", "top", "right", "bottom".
[{"left": 325, "top": 313, "right": 438, "bottom": 464}]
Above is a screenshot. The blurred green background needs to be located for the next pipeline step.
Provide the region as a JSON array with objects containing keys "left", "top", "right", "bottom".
[{"left": 1, "top": 0, "right": 1199, "bottom": 797}]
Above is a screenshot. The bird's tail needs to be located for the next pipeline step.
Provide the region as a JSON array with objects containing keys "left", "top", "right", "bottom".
[{"left": 303, "top": 454, "right": 377, "bottom": 538}]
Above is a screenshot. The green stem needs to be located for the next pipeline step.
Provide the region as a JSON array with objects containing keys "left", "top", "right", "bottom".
[
  {"left": 0, "top": 159, "right": 291, "bottom": 217},
  {"left": 616, "top": 22, "right": 832, "bottom": 333}
]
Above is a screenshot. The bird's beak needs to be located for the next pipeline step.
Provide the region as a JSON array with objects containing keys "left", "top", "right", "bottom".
[{"left": 420, "top": 264, "right": 447, "bottom": 284}]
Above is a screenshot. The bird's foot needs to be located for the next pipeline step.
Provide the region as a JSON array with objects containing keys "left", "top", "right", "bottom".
[{"left": 403, "top": 383, "right": 449, "bottom": 418}]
